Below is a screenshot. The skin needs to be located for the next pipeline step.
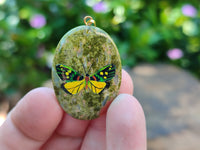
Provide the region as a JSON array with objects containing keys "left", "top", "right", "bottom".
[{"left": 0, "top": 70, "right": 146, "bottom": 150}]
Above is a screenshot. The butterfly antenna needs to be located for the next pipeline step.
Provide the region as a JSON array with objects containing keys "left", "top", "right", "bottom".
[
  {"left": 87, "top": 63, "right": 93, "bottom": 74},
  {"left": 82, "top": 62, "right": 87, "bottom": 75}
]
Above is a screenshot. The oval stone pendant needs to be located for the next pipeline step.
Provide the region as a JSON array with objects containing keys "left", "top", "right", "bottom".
[{"left": 52, "top": 16, "right": 121, "bottom": 120}]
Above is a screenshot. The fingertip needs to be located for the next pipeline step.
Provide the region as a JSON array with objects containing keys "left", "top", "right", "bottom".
[
  {"left": 11, "top": 87, "right": 63, "bottom": 141},
  {"left": 56, "top": 114, "right": 90, "bottom": 138},
  {"left": 119, "top": 70, "right": 134, "bottom": 95},
  {"left": 107, "top": 94, "right": 144, "bottom": 129},
  {"left": 106, "top": 94, "right": 146, "bottom": 150},
  {"left": 99, "top": 70, "right": 134, "bottom": 115}
]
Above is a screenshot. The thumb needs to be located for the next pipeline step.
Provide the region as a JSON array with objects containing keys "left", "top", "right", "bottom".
[{"left": 106, "top": 94, "right": 146, "bottom": 150}]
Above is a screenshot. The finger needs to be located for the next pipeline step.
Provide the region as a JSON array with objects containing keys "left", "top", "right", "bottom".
[
  {"left": 41, "top": 114, "right": 90, "bottom": 150},
  {"left": 80, "top": 70, "right": 134, "bottom": 150},
  {"left": 56, "top": 114, "right": 90, "bottom": 138},
  {"left": 41, "top": 133, "right": 83, "bottom": 150},
  {"left": 0, "top": 87, "right": 63, "bottom": 150},
  {"left": 119, "top": 69, "right": 134, "bottom": 95},
  {"left": 80, "top": 114, "right": 107, "bottom": 150},
  {"left": 100, "top": 69, "right": 134, "bottom": 114},
  {"left": 106, "top": 94, "right": 146, "bottom": 150}
]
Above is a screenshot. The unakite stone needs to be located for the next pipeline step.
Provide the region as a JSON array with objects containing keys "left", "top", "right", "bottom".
[{"left": 52, "top": 25, "right": 121, "bottom": 120}]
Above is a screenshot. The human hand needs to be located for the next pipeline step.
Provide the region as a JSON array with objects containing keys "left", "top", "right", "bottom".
[{"left": 0, "top": 70, "right": 146, "bottom": 150}]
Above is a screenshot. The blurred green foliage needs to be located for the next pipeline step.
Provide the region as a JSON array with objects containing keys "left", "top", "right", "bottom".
[{"left": 0, "top": 0, "right": 200, "bottom": 96}]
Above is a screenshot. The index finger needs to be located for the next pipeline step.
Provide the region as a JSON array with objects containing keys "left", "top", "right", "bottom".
[{"left": 0, "top": 87, "right": 63, "bottom": 149}]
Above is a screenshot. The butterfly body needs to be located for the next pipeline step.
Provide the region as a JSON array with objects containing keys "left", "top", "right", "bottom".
[
  {"left": 56, "top": 64, "right": 115, "bottom": 95},
  {"left": 85, "top": 74, "right": 89, "bottom": 90}
]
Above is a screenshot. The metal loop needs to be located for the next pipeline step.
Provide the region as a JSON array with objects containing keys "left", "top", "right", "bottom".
[{"left": 84, "top": 16, "right": 96, "bottom": 26}]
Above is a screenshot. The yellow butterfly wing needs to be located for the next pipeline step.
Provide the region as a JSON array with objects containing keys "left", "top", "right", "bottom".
[
  {"left": 88, "top": 80, "right": 107, "bottom": 94},
  {"left": 62, "top": 79, "right": 86, "bottom": 95}
]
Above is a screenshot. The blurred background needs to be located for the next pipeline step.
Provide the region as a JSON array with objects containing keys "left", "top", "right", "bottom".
[{"left": 0, "top": 0, "right": 200, "bottom": 149}]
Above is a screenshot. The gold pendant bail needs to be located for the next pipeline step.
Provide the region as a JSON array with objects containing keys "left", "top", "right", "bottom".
[{"left": 84, "top": 16, "right": 96, "bottom": 27}]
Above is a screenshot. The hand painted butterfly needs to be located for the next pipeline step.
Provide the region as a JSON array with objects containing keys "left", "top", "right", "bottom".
[{"left": 56, "top": 64, "right": 115, "bottom": 95}]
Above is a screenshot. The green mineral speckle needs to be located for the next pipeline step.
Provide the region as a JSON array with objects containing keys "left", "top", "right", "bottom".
[{"left": 52, "top": 25, "right": 121, "bottom": 120}]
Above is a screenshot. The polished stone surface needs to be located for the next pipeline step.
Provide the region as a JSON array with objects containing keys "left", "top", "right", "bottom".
[{"left": 52, "top": 25, "right": 121, "bottom": 120}]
